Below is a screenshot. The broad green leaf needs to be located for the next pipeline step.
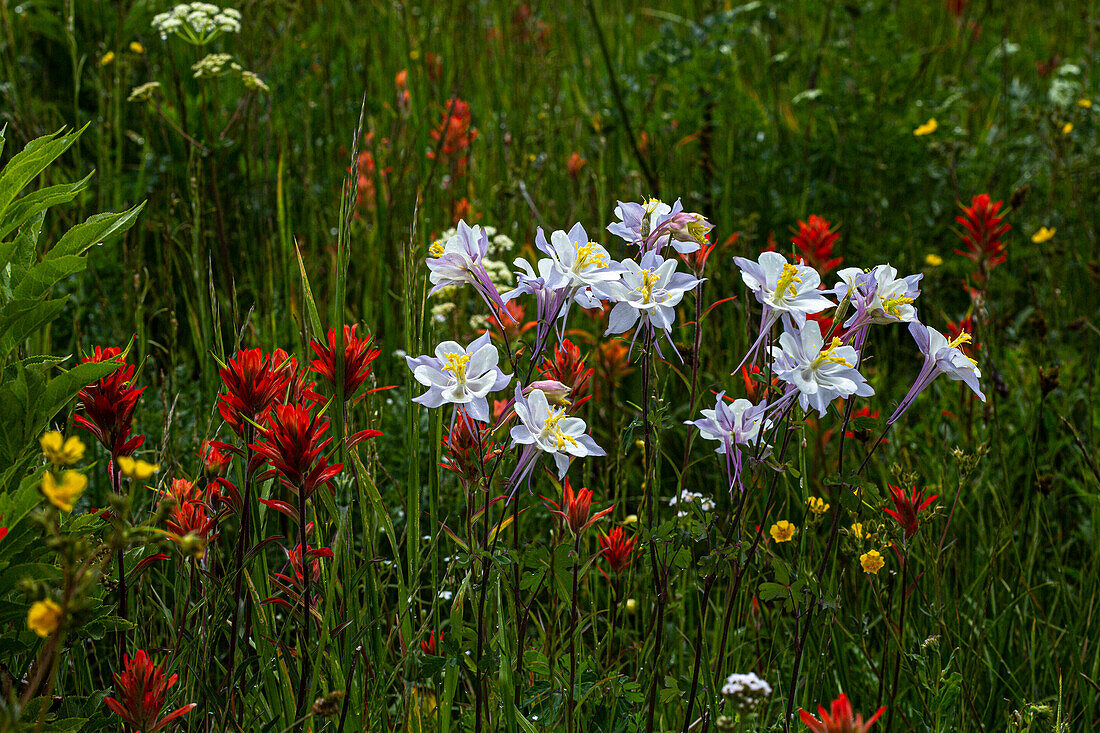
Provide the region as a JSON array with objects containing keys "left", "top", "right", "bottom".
[
  {"left": 0, "top": 127, "right": 84, "bottom": 221},
  {"left": 11, "top": 254, "right": 86, "bottom": 300},
  {"left": 45, "top": 202, "right": 144, "bottom": 261},
  {"left": 0, "top": 172, "right": 92, "bottom": 243}
]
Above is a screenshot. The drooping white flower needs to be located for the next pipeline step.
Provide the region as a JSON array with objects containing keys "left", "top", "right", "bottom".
[
  {"left": 405, "top": 334, "right": 512, "bottom": 422},
  {"left": 888, "top": 322, "right": 984, "bottom": 425},
  {"left": 427, "top": 220, "right": 513, "bottom": 319},
  {"left": 509, "top": 386, "right": 605, "bottom": 480},
  {"left": 685, "top": 391, "right": 771, "bottom": 491},
  {"left": 834, "top": 264, "right": 923, "bottom": 330},
  {"left": 771, "top": 321, "right": 874, "bottom": 417},
  {"left": 600, "top": 250, "right": 701, "bottom": 353}
]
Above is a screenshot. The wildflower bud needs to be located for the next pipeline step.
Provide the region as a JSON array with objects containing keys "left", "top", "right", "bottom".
[
  {"left": 312, "top": 691, "right": 345, "bottom": 718},
  {"left": 523, "top": 380, "right": 571, "bottom": 407}
]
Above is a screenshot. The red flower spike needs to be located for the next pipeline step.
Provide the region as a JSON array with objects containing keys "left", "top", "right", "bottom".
[
  {"left": 799, "top": 693, "right": 885, "bottom": 733},
  {"left": 441, "top": 409, "right": 500, "bottom": 487},
  {"left": 543, "top": 480, "right": 614, "bottom": 537},
  {"left": 250, "top": 403, "right": 343, "bottom": 498},
  {"left": 73, "top": 346, "right": 146, "bottom": 458},
  {"left": 309, "top": 325, "right": 381, "bottom": 399},
  {"left": 598, "top": 527, "right": 636, "bottom": 573},
  {"left": 0, "top": 515, "right": 8, "bottom": 543},
  {"left": 954, "top": 193, "right": 1009, "bottom": 281},
  {"left": 539, "top": 339, "right": 593, "bottom": 406},
  {"left": 792, "top": 215, "right": 843, "bottom": 275},
  {"left": 165, "top": 500, "right": 218, "bottom": 546},
  {"left": 421, "top": 631, "right": 441, "bottom": 655},
  {"left": 200, "top": 440, "right": 232, "bottom": 477},
  {"left": 104, "top": 650, "right": 196, "bottom": 732},
  {"left": 217, "top": 349, "right": 291, "bottom": 437},
  {"left": 883, "top": 484, "right": 939, "bottom": 541}
]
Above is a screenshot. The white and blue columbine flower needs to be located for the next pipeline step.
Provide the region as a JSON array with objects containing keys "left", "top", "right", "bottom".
[
  {"left": 405, "top": 334, "right": 512, "bottom": 422},
  {"left": 734, "top": 251, "right": 833, "bottom": 367},
  {"left": 607, "top": 197, "right": 710, "bottom": 254},
  {"left": 427, "top": 220, "right": 514, "bottom": 320},
  {"left": 833, "top": 265, "right": 923, "bottom": 344},
  {"left": 600, "top": 250, "right": 701, "bottom": 357},
  {"left": 770, "top": 321, "right": 874, "bottom": 417},
  {"left": 888, "top": 321, "right": 984, "bottom": 425},
  {"left": 686, "top": 391, "right": 771, "bottom": 492},
  {"left": 508, "top": 385, "right": 605, "bottom": 487}
]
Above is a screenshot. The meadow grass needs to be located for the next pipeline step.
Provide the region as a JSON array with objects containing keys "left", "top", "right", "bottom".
[{"left": 1, "top": 1, "right": 1098, "bottom": 731}]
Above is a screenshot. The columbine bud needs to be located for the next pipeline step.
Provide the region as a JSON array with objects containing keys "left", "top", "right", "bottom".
[
  {"left": 668, "top": 212, "right": 714, "bottom": 245},
  {"left": 523, "top": 380, "right": 571, "bottom": 407}
]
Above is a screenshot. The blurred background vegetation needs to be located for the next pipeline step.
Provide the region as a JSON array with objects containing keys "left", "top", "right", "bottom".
[{"left": 3, "top": 0, "right": 1099, "bottom": 729}]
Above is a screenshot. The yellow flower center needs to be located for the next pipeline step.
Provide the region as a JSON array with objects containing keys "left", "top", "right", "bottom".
[
  {"left": 686, "top": 216, "right": 708, "bottom": 242},
  {"left": 881, "top": 295, "right": 915, "bottom": 318},
  {"left": 441, "top": 352, "right": 472, "bottom": 383},
  {"left": 574, "top": 241, "right": 608, "bottom": 270},
  {"left": 775, "top": 263, "right": 802, "bottom": 298},
  {"left": 947, "top": 331, "right": 979, "bottom": 365},
  {"left": 640, "top": 197, "right": 664, "bottom": 238},
  {"left": 428, "top": 240, "right": 445, "bottom": 257},
  {"left": 811, "top": 338, "right": 853, "bottom": 370},
  {"left": 543, "top": 407, "right": 578, "bottom": 451},
  {"left": 639, "top": 269, "right": 660, "bottom": 304}
]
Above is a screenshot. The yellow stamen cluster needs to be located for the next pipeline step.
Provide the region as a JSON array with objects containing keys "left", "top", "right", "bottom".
[
  {"left": 639, "top": 197, "right": 664, "bottom": 238},
  {"left": 428, "top": 240, "right": 445, "bottom": 257},
  {"left": 441, "top": 352, "right": 472, "bottom": 382},
  {"left": 685, "top": 216, "right": 709, "bottom": 242},
  {"left": 775, "top": 263, "right": 802, "bottom": 298},
  {"left": 574, "top": 241, "right": 608, "bottom": 270},
  {"left": 543, "top": 408, "right": 578, "bottom": 451},
  {"left": 639, "top": 269, "right": 660, "bottom": 304},
  {"left": 811, "top": 338, "right": 853, "bottom": 369},
  {"left": 881, "top": 295, "right": 915, "bottom": 318}
]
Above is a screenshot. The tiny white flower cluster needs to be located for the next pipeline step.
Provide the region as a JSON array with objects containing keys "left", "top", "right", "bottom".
[
  {"left": 152, "top": 3, "right": 241, "bottom": 43},
  {"left": 721, "top": 672, "right": 771, "bottom": 714},
  {"left": 669, "top": 489, "right": 715, "bottom": 518},
  {"left": 127, "top": 81, "right": 162, "bottom": 103},
  {"left": 191, "top": 53, "right": 234, "bottom": 78}
]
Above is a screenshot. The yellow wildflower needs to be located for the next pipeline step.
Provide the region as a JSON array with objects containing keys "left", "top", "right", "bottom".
[
  {"left": 860, "top": 550, "right": 885, "bottom": 575},
  {"left": 40, "top": 431, "right": 85, "bottom": 466},
  {"left": 27, "top": 599, "right": 63, "bottom": 637},
  {"left": 99, "top": 51, "right": 115, "bottom": 66},
  {"left": 41, "top": 471, "right": 87, "bottom": 513},
  {"left": 913, "top": 118, "right": 937, "bottom": 136},
  {"left": 117, "top": 456, "right": 160, "bottom": 480},
  {"left": 806, "top": 496, "right": 830, "bottom": 515},
  {"left": 129, "top": 41, "right": 145, "bottom": 54},
  {"left": 1062, "top": 122, "right": 1074, "bottom": 135},
  {"left": 1079, "top": 98, "right": 1093, "bottom": 108},
  {"left": 1031, "top": 227, "right": 1056, "bottom": 244},
  {"left": 622, "top": 514, "right": 638, "bottom": 525},
  {"left": 769, "top": 520, "right": 796, "bottom": 543},
  {"left": 924, "top": 253, "right": 943, "bottom": 267},
  {"left": 850, "top": 522, "right": 864, "bottom": 540}
]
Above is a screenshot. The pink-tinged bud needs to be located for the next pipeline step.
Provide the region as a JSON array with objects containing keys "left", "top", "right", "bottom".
[
  {"left": 523, "top": 380, "right": 572, "bottom": 406},
  {"left": 668, "top": 212, "right": 714, "bottom": 245}
]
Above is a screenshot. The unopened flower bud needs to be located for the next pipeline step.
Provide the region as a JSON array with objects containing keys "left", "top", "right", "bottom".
[{"left": 523, "top": 380, "right": 571, "bottom": 407}]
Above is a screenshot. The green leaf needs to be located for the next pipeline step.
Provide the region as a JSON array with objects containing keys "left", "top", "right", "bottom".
[
  {"left": 0, "top": 172, "right": 92, "bottom": 243},
  {"left": 45, "top": 203, "right": 144, "bottom": 261},
  {"left": 0, "top": 127, "right": 85, "bottom": 222},
  {"left": 758, "top": 582, "right": 788, "bottom": 602}
]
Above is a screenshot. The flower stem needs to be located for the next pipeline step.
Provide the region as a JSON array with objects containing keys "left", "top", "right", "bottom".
[
  {"left": 294, "top": 487, "right": 312, "bottom": 731},
  {"left": 567, "top": 533, "right": 581, "bottom": 733}
]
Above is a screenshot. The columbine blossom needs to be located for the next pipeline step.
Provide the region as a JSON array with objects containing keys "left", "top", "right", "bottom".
[
  {"left": 406, "top": 334, "right": 512, "bottom": 422},
  {"left": 734, "top": 251, "right": 833, "bottom": 366},
  {"left": 685, "top": 391, "right": 770, "bottom": 492},
  {"left": 508, "top": 386, "right": 604, "bottom": 486},
  {"left": 834, "top": 265, "right": 922, "bottom": 337},
  {"left": 888, "top": 322, "right": 984, "bottom": 425},
  {"left": 771, "top": 322, "right": 874, "bottom": 417},
  {"left": 607, "top": 197, "right": 709, "bottom": 254},
  {"left": 427, "top": 220, "right": 514, "bottom": 319},
  {"left": 601, "top": 250, "right": 700, "bottom": 356}
]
